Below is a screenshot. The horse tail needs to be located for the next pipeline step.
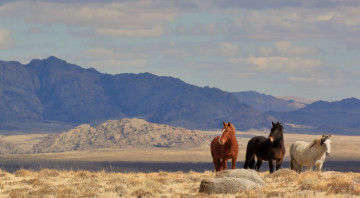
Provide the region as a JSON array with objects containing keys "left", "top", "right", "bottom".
[
  {"left": 249, "top": 157, "right": 255, "bottom": 169},
  {"left": 243, "top": 138, "right": 255, "bottom": 169}
]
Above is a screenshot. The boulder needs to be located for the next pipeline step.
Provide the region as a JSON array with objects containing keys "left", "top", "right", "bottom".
[{"left": 199, "top": 169, "right": 265, "bottom": 194}]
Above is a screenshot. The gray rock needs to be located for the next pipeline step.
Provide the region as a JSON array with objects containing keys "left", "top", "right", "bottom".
[
  {"left": 199, "top": 169, "right": 265, "bottom": 194},
  {"left": 216, "top": 169, "right": 265, "bottom": 186}
]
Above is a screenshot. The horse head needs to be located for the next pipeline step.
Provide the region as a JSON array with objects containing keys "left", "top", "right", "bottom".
[
  {"left": 268, "top": 121, "right": 284, "bottom": 143},
  {"left": 219, "top": 121, "right": 235, "bottom": 145},
  {"left": 321, "top": 134, "right": 331, "bottom": 155}
]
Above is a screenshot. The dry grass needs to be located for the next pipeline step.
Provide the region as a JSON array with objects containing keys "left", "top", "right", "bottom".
[{"left": 0, "top": 168, "right": 359, "bottom": 198}]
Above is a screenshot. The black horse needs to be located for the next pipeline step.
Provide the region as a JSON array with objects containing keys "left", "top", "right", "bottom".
[{"left": 243, "top": 121, "right": 285, "bottom": 173}]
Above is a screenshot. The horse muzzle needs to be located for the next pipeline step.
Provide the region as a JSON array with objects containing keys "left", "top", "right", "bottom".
[{"left": 268, "top": 137, "right": 274, "bottom": 143}]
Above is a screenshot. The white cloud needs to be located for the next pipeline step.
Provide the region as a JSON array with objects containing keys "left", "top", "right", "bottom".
[
  {"left": 228, "top": 56, "right": 322, "bottom": 73},
  {"left": 90, "top": 59, "right": 147, "bottom": 70},
  {"left": 275, "top": 42, "right": 320, "bottom": 56},
  {"left": 258, "top": 46, "right": 274, "bottom": 56},
  {"left": 188, "top": 22, "right": 228, "bottom": 35},
  {"left": 316, "top": 12, "right": 335, "bottom": 21},
  {"left": 287, "top": 73, "right": 338, "bottom": 87},
  {"left": 0, "top": 1, "right": 178, "bottom": 37},
  {"left": 288, "top": 75, "right": 329, "bottom": 85},
  {"left": 218, "top": 42, "right": 240, "bottom": 56},
  {"left": 95, "top": 25, "right": 165, "bottom": 37},
  {"left": 220, "top": 6, "right": 360, "bottom": 48},
  {"left": 275, "top": 42, "right": 292, "bottom": 52},
  {"left": 257, "top": 42, "right": 319, "bottom": 57},
  {"left": 70, "top": 48, "right": 148, "bottom": 73},
  {"left": 0, "top": 28, "right": 13, "bottom": 49}
]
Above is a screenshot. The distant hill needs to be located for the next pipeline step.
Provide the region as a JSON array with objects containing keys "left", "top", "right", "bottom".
[
  {"left": 0, "top": 56, "right": 273, "bottom": 133},
  {"left": 232, "top": 91, "right": 311, "bottom": 112},
  {"left": 267, "top": 98, "right": 360, "bottom": 135},
  {"left": 31, "top": 118, "right": 212, "bottom": 153}
]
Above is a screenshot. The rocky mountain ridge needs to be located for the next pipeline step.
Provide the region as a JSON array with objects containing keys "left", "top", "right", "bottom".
[{"left": 31, "top": 118, "right": 212, "bottom": 153}]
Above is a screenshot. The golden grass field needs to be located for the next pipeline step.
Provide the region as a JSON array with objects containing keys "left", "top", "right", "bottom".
[{"left": 0, "top": 168, "right": 359, "bottom": 197}]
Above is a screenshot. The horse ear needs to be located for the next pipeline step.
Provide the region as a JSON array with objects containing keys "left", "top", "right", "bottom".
[
  {"left": 322, "top": 134, "right": 325, "bottom": 138},
  {"left": 223, "top": 121, "right": 226, "bottom": 127},
  {"left": 227, "top": 122, "right": 231, "bottom": 127},
  {"left": 329, "top": 134, "right": 331, "bottom": 137},
  {"left": 272, "top": 121, "right": 275, "bottom": 126}
]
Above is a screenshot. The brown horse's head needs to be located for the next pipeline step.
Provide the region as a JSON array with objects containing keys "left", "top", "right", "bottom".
[
  {"left": 219, "top": 121, "right": 236, "bottom": 145},
  {"left": 268, "top": 121, "right": 284, "bottom": 143}
]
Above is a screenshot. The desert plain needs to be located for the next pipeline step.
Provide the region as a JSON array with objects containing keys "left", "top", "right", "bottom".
[
  {"left": 0, "top": 130, "right": 359, "bottom": 172},
  {"left": 0, "top": 130, "right": 359, "bottom": 197}
]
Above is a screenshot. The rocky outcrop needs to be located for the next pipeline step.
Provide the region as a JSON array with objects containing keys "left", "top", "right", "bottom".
[
  {"left": 199, "top": 169, "right": 265, "bottom": 194},
  {"left": 31, "top": 118, "right": 212, "bottom": 153}
]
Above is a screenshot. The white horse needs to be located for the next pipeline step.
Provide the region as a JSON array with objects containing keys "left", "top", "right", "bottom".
[{"left": 290, "top": 134, "right": 331, "bottom": 172}]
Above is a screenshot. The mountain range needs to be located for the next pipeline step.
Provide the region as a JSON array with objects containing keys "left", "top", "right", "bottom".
[
  {"left": 267, "top": 97, "right": 360, "bottom": 135},
  {"left": 0, "top": 56, "right": 272, "bottom": 134},
  {"left": 0, "top": 56, "right": 359, "bottom": 135}
]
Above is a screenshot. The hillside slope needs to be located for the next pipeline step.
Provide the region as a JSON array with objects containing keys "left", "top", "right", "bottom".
[{"left": 232, "top": 91, "right": 310, "bottom": 112}]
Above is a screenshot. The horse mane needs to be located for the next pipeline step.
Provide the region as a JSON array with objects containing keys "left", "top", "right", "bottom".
[
  {"left": 228, "top": 123, "right": 236, "bottom": 133},
  {"left": 310, "top": 138, "right": 322, "bottom": 148},
  {"left": 310, "top": 135, "right": 331, "bottom": 148}
]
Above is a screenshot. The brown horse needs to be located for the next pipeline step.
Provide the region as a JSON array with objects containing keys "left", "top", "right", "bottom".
[
  {"left": 210, "top": 122, "right": 239, "bottom": 172},
  {"left": 243, "top": 121, "right": 285, "bottom": 173}
]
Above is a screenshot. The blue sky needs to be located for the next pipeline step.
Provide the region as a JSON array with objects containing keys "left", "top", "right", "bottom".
[{"left": 1, "top": 0, "right": 360, "bottom": 101}]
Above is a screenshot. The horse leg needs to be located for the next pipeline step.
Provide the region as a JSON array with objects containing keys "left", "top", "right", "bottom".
[
  {"left": 255, "top": 159, "right": 263, "bottom": 172},
  {"left": 217, "top": 159, "right": 221, "bottom": 171},
  {"left": 276, "top": 158, "right": 283, "bottom": 171},
  {"left": 249, "top": 157, "right": 255, "bottom": 169},
  {"left": 306, "top": 166, "right": 313, "bottom": 171},
  {"left": 315, "top": 161, "right": 323, "bottom": 172},
  {"left": 243, "top": 153, "right": 254, "bottom": 169},
  {"left": 231, "top": 156, "right": 237, "bottom": 169},
  {"left": 299, "top": 165, "right": 303, "bottom": 173},
  {"left": 219, "top": 159, "right": 224, "bottom": 171},
  {"left": 223, "top": 159, "right": 228, "bottom": 170},
  {"left": 213, "top": 158, "right": 220, "bottom": 172},
  {"left": 291, "top": 160, "right": 302, "bottom": 173},
  {"left": 268, "top": 160, "right": 274, "bottom": 173}
]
